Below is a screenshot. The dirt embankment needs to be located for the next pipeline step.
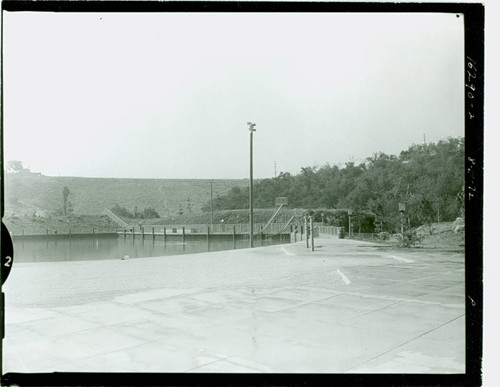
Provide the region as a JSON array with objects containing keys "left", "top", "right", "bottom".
[
  {"left": 417, "top": 230, "right": 465, "bottom": 251},
  {"left": 414, "top": 221, "right": 465, "bottom": 251},
  {"left": 397, "top": 221, "right": 464, "bottom": 252},
  {"left": 351, "top": 221, "right": 465, "bottom": 252}
]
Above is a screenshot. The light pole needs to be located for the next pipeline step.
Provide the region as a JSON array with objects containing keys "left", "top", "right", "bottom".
[
  {"left": 248, "top": 122, "right": 256, "bottom": 248},
  {"left": 209, "top": 179, "right": 214, "bottom": 227}
]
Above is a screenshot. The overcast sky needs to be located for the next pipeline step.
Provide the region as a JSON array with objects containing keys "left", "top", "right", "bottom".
[{"left": 3, "top": 12, "right": 464, "bottom": 179}]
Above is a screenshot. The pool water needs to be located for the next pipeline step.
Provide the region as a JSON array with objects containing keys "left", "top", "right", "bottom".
[{"left": 12, "top": 235, "right": 287, "bottom": 263}]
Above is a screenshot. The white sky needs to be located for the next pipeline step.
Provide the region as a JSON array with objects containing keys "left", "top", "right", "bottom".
[{"left": 3, "top": 12, "right": 464, "bottom": 179}]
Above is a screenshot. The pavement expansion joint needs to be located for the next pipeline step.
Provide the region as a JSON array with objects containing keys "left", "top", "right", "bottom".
[{"left": 343, "top": 313, "right": 466, "bottom": 373}]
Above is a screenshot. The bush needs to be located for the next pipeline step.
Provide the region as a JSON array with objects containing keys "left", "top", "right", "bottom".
[
  {"left": 396, "top": 230, "right": 424, "bottom": 247},
  {"left": 111, "top": 204, "right": 134, "bottom": 219},
  {"left": 112, "top": 204, "right": 160, "bottom": 219},
  {"left": 141, "top": 206, "right": 160, "bottom": 219},
  {"left": 378, "top": 231, "right": 390, "bottom": 240}
]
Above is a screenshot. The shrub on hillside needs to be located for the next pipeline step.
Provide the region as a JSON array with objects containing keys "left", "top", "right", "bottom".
[
  {"left": 111, "top": 204, "right": 134, "bottom": 219},
  {"left": 141, "top": 207, "right": 160, "bottom": 219},
  {"left": 112, "top": 204, "right": 160, "bottom": 219}
]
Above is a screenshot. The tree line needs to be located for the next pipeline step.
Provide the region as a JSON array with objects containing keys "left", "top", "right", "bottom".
[{"left": 203, "top": 137, "right": 464, "bottom": 233}]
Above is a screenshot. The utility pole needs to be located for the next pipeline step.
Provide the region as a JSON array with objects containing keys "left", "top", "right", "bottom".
[
  {"left": 274, "top": 161, "right": 277, "bottom": 179},
  {"left": 248, "top": 122, "right": 256, "bottom": 248},
  {"left": 209, "top": 179, "right": 214, "bottom": 227}
]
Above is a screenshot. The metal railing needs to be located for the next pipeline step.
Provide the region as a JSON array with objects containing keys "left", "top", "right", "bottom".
[
  {"left": 317, "top": 226, "right": 343, "bottom": 236},
  {"left": 129, "top": 222, "right": 295, "bottom": 235},
  {"left": 268, "top": 216, "right": 297, "bottom": 237}
]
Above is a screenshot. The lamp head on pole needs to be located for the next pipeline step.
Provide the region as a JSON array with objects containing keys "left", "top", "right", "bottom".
[{"left": 247, "top": 122, "right": 256, "bottom": 132}]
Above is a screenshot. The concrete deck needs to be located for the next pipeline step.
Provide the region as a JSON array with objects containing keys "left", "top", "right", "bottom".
[{"left": 2, "top": 237, "right": 465, "bottom": 373}]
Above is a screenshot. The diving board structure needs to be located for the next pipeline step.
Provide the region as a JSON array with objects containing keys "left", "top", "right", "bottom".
[
  {"left": 101, "top": 208, "right": 130, "bottom": 228},
  {"left": 261, "top": 197, "right": 288, "bottom": 233},
  {"left": 265, "top": 215, "right": 296, "bottom": 238}
]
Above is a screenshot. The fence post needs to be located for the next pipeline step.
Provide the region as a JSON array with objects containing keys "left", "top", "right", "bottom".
[
  {"left": 164, "top": 226, "right": 166, "bottom": 242},
  {"left": 233, "top": 226, "right": 236, "bottom": 248},
  {"left": 207, "top": 226, "right": 210, "bottom": 244},
  {"left": 152, "top": 226, "right": 155, "bottom": 240},
  {"left": 182, "top": 227, "right": 185, "bottom": 243}
]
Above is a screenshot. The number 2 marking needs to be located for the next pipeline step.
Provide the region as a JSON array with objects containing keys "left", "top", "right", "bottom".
[{"left": 4, "top": 256, "right": 12, "bottom": 267}]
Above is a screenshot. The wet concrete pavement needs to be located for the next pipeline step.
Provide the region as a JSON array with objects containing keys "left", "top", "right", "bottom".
[{"left": 2, "top": 236, "right": 465, "bottom": 373}]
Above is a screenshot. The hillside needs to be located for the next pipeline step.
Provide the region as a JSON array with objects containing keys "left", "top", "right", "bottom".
[{"left": 4, "top": 173, "right": 248, "bottom": 218}]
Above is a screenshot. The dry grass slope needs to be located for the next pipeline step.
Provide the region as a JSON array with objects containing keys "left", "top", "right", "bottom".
[{"left": 4, "top": 173, "right": 248, "bottom": 218}]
